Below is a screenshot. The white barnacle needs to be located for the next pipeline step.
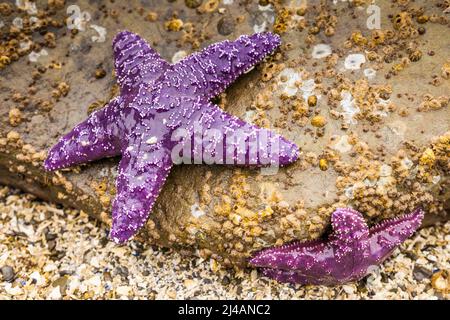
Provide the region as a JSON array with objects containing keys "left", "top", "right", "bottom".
[
  {"left": 312, "top": 44, "right": 332, "bottom": 59},
  {"left": 254, "top": 3, "right": 274, "bottom": 33},
  {"left": 300, "top": 78, "right": 317, "bottom": 101},
  {"left": 432, "top": 175, "right": 441, "bottom": 184},
  {"left": 20, "top": 41, "right": 32, "bottom": 51},
  {"left": 90, "top": 25, "right": 107, "bottom": 43},
  {"left": 28, "top": 49, "right": 48, "bottom": 62},
  {"left": 340, "top": 91, "right": 360, "bottom": 124},
  {"left": 401, "top": 157, "right": 413, "bottom": 169},
  {"left": 278, "top": 68, "right": 301, "bottom": 97},
  {"left": 379, "top": 164, "right": 392, "bottom": 177},
  {"left": 30, "top": 16, "right": 39, "bottom": 25},
  {"left": 258, "top": 4, "right": 273, "bottom": 11},
  {"left": 253, "top": 21, "right": 267, "bottom": 33},
  {"left": 363, "top": 68, "right": 376, "bottom": 80},
  {"left": 191, "top": 203, "right": 206, "bottom": 218},
  {"left": 344, "top": 53, "right": 366, "bottom": 70},
  {"left": 16, "top": 0, "right": 37, "bottom": 15},
  {"left": 12, "top": 17, "right": 23, "bottom": 29},
  {"left": 331, "top": 135, "right": 352, "bottom": 154}
]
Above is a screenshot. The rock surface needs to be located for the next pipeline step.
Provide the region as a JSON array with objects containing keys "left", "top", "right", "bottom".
[{"left": 0, "top": 0, "right": 448, "bottom": 267}]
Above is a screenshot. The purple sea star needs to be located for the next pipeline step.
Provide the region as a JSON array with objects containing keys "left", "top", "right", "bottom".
[
  {"left": 250, "top": 208, "right": 424, "bottom": 286},
  {"left": 44, "top": 31, "right": 299, "bottom": 243}
]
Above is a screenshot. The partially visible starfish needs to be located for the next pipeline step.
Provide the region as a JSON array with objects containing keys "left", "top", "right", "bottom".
[
  {"left": 250, "top": 208, "right": 424, "bottom": 286},
  {"left": 44, "top": 31, "right": 299, "bottom": 243}
]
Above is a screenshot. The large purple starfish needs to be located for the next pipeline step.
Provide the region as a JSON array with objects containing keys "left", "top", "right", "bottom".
[
  {"left": 44, "top": 31, "right": 299, "bottom": 243},
  {"left": 250, "top": 208, "right": 424, "bottom": 286}
]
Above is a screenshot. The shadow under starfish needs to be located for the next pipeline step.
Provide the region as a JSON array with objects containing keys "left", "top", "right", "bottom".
[{"left": 250, "top": 208, "right": 424, "bottom": 286}]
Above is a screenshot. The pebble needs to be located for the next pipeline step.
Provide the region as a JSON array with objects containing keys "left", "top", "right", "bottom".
[
  {"left": 431, "top": 271, "right": 449, "bottom": 293},
  {"left": 221, "top": 275, "right": 231, "bottom": 285},
  {"left": 116, "top": 285, "right": 131, "bottom": 296},
  {"left": 217, "top": 16, "right": 235, "bottom": 35},
  {"left": 52, "top": 276, "right": 69, "bottom": 295},
  {"left": 184, "top": 279, "right": 198, "bottom": 289},
  {"left": 47, "top": 240, "right": 56, "bottom": 251},
  {"left": 412, "top": 265, "right": 433, "bottom": 281},
  {"left": 47, "top": 286, "right": 62, "bottom": 300},
  {"left": 1, "top": 265, "right": 15, "bottom": 282},
  {"left": 167, "top": 288, "right": 177, "bottom": 299},
  {"left": 45, "top": 232, "right": 57, "bottom": 241}
]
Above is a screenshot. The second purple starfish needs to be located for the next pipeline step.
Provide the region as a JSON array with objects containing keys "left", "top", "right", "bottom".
[
  {"left": 250, "top": 208, "right": 424, "bottom": 286},
  {"left": 44, "top": 31, "right": 299, "bottom": 243}
]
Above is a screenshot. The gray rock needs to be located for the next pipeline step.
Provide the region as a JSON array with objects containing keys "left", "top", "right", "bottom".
[
  {"left": 413, "top": 265, "right": 433, "bottom": 281},
  {"left": 1, "top": 266, "right": 15, "bottom": 283}
]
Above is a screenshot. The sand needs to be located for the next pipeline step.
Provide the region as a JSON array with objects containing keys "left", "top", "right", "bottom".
[{"left": 0, "top": 186, "right": 448, "bottom": 300}]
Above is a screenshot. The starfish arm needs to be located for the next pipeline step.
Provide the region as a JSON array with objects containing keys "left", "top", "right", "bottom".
[
  {"left": 329, "top": 208, "right": 369, "bottom": 257},
  {"left": 164, "top": 32, "right": 281, "bottom": 100},
  {"left": 328, "top": 208, "right": 370, "bottom": 280},
  {"left": 367, "top": 208, "right": 424, "bottom": 264},
  {"left": 113, "top": 31, "right": 169, "bottom": 95},
  {"left": 188, "top": 103, "right": 299, "bottom": 166},
  {"left": 250, "top": 209, "right": 374, "bottom": 285},
  {"left": 250, "top": 242, "right": 342, "bottom": 285},
  {"left": 109, "top": 137, "right": 173, "bottom": 243},
  {"left": 44, "top": 97, "right": 122, "bottom": 171},
  {"left": 249, "top": 240, "right": 330, "bottom": 270}
]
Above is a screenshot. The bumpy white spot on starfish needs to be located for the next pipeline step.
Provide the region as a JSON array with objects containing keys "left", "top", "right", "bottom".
[{"left": 146, "top": 136, "right": 158, "bottom": 145}]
